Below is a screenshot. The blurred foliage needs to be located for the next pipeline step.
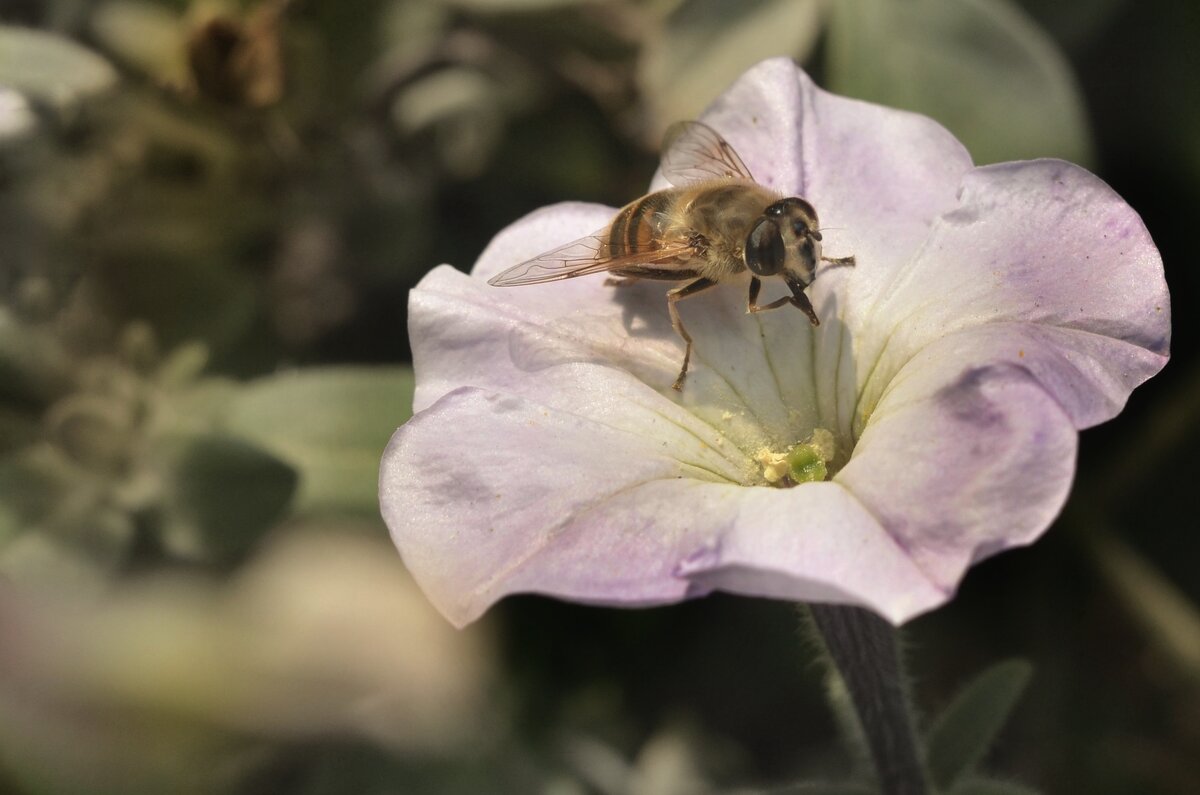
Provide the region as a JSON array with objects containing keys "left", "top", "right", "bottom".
[
  {"left": 639, "top": 0, "right": 822, "bottom": 137},
  {"left": 0, "top": 0, "right": 1197, "bottom": 793},
  {"left": 825, "top": 0, "right": 1093, "bottom": 166},
  {"left": 925, "top": 660, "right": 1034, "bottom": 792}
]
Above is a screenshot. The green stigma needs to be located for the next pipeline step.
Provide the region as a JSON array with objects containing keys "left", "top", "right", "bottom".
[{"left": 787, "top": 443, "right": 827, "bottom": 484}]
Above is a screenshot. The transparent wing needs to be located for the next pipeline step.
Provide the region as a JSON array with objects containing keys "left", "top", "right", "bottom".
[
  {"left": 660, "top": 121, "right": 755, "bottom": 186},
  {"left": 488, "top": 230, "right": 696, "bottom": 287}
]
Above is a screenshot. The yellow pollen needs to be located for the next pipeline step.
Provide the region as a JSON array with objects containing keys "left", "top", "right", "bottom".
[{"left": 755, "top": 447, "right": 790, "bottom": 483}]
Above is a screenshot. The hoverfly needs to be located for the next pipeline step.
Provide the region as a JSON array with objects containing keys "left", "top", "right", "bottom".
[{"left": 488, "top": 121, "right": 855, "bottom": 390}]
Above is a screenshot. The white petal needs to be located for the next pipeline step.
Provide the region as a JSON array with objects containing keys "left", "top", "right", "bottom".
[
  {"left": 411, "top": 207, "right": 845, "bottom": 455},
  {"left": 850, "top": 159, "right": 1169, "bottom": 433},
  {"left": 381, "top": 386, "right": 948, "bottom": 627},
  {"left": 836, "top": 338, "right": 1079, "bottom": 594}
]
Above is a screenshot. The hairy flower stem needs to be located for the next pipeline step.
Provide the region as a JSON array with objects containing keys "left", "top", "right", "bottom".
[{"left": 807, "top": 604, "right": 928, "bottom": 795}]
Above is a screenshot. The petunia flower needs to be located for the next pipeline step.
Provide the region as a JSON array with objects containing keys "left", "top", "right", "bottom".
[{"left": 379, "top": 58, "right": 1169, "bottom": 628}]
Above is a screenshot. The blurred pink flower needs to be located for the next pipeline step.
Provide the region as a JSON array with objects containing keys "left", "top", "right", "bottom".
[{"left": 380, "top": 58, "right": 1169, "bottom": 628}]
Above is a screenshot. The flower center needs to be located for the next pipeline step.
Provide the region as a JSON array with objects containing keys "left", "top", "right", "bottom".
[{"left": 753, "top": 428, "right": 836, "bottom": 487}]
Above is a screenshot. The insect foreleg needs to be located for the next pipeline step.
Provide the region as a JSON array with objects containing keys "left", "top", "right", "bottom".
[
  {"left": 747, "top": 277, "right": 793, "bottom": 313},
  {"left": 666, "top": 277, "right": 717, "bottom": 391},
  {"left": 785, "top": 276, "right": 821, "bottom": 326},
  {"left": 747, "top": 276, "right": 819, "bottom": 326},
  {"left": 810, "top": 254, "right": 857, "bottom": 285}
]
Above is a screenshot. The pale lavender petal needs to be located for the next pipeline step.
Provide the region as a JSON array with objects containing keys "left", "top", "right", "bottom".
[
  {"left": 412, "top": 202, "right": 635, "bottom": 411},
  {"left": 836, "top": 334, "right": 1079, "bottom": 594},
  {"left": 410, "top": 206, "right": 836, "bottom": 455},
  {"left": 413, "top": 202, "right": 705, "bottom": 411},
  {"left": 851, "top": 159, "right": 1170, "bottom": 434},
  {"left": 673, "top": 482, "right": 949, "bottom": 624},
  {"left": 384, "top": 59, "right": 1171, "bottom": 628},
  {"left": 645, "top": 58, "right": 977, "bottom": 443},
  {"left": 427, "top": 60, "right": 974, "bottom": 446},
  {"left": 873, "top": 322, "right": 1168, "bottom": 430},
  {"left": 380, "top": 385, "right": 947, "bottom": 627},
  {"left": 409, "top": 262, "right": 749, "bottom": 434},
  {"left": 380, "top": 384, "right": 739, "bottom": 628}
]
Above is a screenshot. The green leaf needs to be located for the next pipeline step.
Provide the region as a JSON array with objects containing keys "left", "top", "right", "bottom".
[
  {"left": 0, "top": 25, "right": 118, "bottom": 110},
  {"left": 951, "top": 777, "right": 1042, "bottom": 795},
  {"left": 825, "top": 0, "right": 1093, "bottom": 166},
  {"left": 640, "top": 0, "right": 822, "bottom": 134},
  {"left": 222, "top": 367, "right": 415, "bottom": 517},
  {"left": 169, "top": 435, "right": 298, "bottom": 563},
  {"left": 926, "top": 659, "right": 1034, "bottom": 790}
]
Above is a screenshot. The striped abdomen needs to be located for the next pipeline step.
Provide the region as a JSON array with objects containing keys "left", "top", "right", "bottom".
[{"left": 605, "top": 190, "right": 678, "bottom": 258}]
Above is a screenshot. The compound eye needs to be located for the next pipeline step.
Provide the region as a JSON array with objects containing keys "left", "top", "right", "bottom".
[
  {"left": 766, "top": 197, "right": 817, "bottom": 221},
  {"left": 745, "top": 218, "right": 785, "bottom": 276},
  {"left": 791, "top": 198, "right": 817, "bottom": 219}
]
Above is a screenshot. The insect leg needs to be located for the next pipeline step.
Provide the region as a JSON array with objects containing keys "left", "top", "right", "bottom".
[
  {"left": 808, "top": 255, "right": 856, "bottom": 285},
  {"left": 666, "top": 277, "right": 717, "bottom": 391},
  {"left": 747, "top": 277, "right": 793, "bottom": 313},
  {"left": 785, "top": 276, "right": 821, "bottom": 326},
  {"left": 821, "top": 255, "right": 856, "bottom": 268}
]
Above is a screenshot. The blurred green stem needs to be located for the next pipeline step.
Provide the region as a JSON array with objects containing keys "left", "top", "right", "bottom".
[{"left": 807, "top": 604, "right": 928, "bottom": 795}]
